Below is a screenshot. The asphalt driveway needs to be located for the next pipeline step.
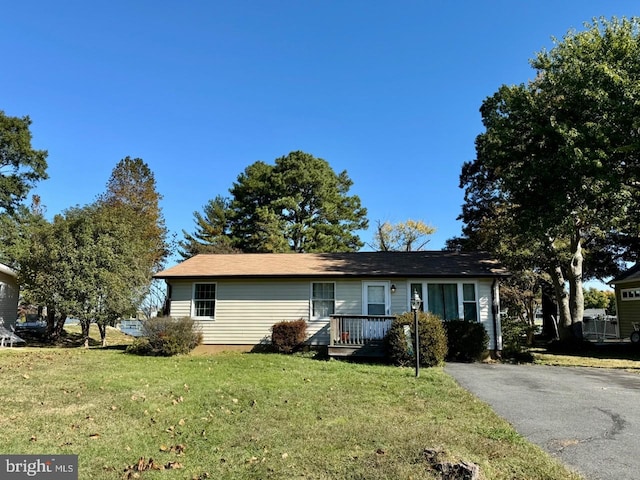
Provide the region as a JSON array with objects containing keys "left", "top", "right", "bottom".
[{"left": 445, "top": 362, "right": 640, "bottom": 480}]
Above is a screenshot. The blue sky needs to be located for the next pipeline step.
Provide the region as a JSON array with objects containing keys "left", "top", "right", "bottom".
[{"left": 2, "top": 1, "right": 639, "bottom": 272}]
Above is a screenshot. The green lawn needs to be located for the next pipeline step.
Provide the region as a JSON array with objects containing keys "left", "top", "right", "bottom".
[{"left": 0, "top": 335, "right": 581, "bottom": 479}]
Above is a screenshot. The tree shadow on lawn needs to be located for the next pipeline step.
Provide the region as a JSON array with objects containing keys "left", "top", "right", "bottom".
[
  {"left": 16, "top": 330, "right": 104, "bottom": 349},
  {"left": 540, "top": 338, "right": 640, "bottom": 361}
]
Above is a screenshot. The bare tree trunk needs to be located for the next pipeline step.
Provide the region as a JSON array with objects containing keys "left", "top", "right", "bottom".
[
  {"left": 46, "top": 307, "right": 67, "bottom": 341},
  {"left": 549, "top": 265, "right": 572, "bottom": 340},
  {"left": 81, "top": 320, "right": 91, "bottom": 348},
  {"left": 567, "top": 233, "right": 584, "bottom": 334},
  {"left": 541, "top": 280, "right": 558, "bottom": 339},
  {"left": 97, "top": 323, "right": 107, "bottom": 347}
]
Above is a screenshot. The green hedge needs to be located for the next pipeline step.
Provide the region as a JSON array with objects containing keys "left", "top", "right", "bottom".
[
  {"left": 443, "top": 320, "right": 488, "bottom": 362},
  {"left": 385, "top": 311, "right": 448, "bottom": 367}
]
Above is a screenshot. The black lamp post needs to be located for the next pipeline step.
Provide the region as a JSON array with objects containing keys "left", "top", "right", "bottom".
[{"left": 411, "top": 289, "right": 422, "bottom": 378}]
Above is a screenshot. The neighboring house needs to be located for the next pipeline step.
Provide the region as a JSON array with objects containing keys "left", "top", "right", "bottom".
[
  {"left": 0, "top": 263, "right": 19, "bottom": 329},
  {"left": 154, "top": 251, "right": 509, "bottom": 356},
  {"left": 610, "top": 264, "right": 640, "bottom": 342}
]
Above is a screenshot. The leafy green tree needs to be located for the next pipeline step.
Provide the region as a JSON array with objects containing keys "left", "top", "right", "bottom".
[
  {"left": 7, "top": 158, "right": 169, "bottom": 345},
  {"left": 583, "top": 287, "right": 617, "bottom": 316},
  {"left": 68, "top": 204, "right": 151, "bottom": 346},
  {"left": 0, "top": 111, "right": 48, "bottom": 214},
  {"left": 457, "top": 17, "right": 640, "bottom": 339},
  {"left": 7, "top": 208, "right": 79, "bottom": 340},
  {"left": 371, "top": 219, "right": 436, "bottom": 251},
  {"left": 178, "top": 195, "right": 239, "bottom": 259}
]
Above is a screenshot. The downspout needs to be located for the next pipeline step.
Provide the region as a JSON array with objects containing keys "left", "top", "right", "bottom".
[{"left": 491, "top": 278, "right": 501, "bottom": 356}]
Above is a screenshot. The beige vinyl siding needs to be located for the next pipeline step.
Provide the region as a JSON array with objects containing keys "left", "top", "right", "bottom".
[
  {"left": 0, "top": 271, "right": 19, "bottom": 328},
  {"left": 477, "top": 279, "right": 499, "bottom": 350},
  {"left": 335, "top": 280, "right": 362, "bottom": 315},
  {"left": 390, "top": 282, "right": 408, "bottom": 314},
  {"left": 168, "top": 281, "right": 194, "bottom": 318},
  {"left": 616, "top": 281, "right": 640, "bottom": 339},
  {"left": 166, "top": 277, "right": 499, "bottom": 347},
  {"left": 212, "top": 280, "right": 309, "bottom": 344},
  {"left": 169, "top": 279, "right": 330, "bottom": 344}
]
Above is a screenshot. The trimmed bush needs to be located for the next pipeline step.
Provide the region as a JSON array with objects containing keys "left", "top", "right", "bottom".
[
  {"left": 271, "top": 319, "right": 307, "bottom": 353},
  {"left": 126, "top": 317, "right": 203, "bottom": 356},
  {"left": 444, "top": 320, "right": 488, "bottom": 362},
  {"left": 385, "top": 311, "right": 448, "bottom": 367},
  {"left": 501, "top": 315, "right": 530, "bottom": 359}
]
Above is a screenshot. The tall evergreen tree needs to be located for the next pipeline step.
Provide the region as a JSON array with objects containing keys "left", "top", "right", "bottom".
[
  {"left": 178, "top": 195, "right": 238, "bottom": 259},
  {"left": 98, "top": 156, "right": 169, "bottom": 273},
  {"left": 229, "top": 151, "right": 368, "bottom": 252},
  {"left": 182, "top": 151, "right": 368, "bottom": 254}
]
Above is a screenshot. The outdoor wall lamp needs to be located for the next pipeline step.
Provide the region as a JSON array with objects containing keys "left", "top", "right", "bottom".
[
  {"left": 390, "top": 284, "right": 396, "bottom": 294},
  {"left": 411, "top": 289, "right": 423, "bottom": 378}
]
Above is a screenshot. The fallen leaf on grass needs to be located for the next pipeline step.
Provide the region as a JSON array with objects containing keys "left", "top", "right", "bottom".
[
  {"left": 159, "top": 444, "right": 186, "bottom": 454},
  {"left": 192, "top": 473, "right": 210, "bottom": 480},
  {"left": 22, "top": 374, "right": 30, "bottom": 379},
  {"left": 89, "top": 433, "right": 100, "bottom": 440},
  {"left": 123, "top": 457, "right": 183, "bottom": 476},
  {"left": 178, "top": 418, "right": 185, "bottom": 426}
]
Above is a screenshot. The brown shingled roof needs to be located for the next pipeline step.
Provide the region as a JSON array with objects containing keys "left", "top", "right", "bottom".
[{"left": 155, "top": 251, "right": 509, "bottom": 279}]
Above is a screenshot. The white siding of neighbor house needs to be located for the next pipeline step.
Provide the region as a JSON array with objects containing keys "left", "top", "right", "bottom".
[
  {"left": 0, "top": 270, "right": 19, "bottom": 328},
  {"left": 166, "top": 277, "right": 501, "bottom": 347}
]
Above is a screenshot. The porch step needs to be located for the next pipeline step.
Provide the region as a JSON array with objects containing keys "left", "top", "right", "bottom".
[{"left": 328, "top": 342, "right": 385, "bottom": 358}]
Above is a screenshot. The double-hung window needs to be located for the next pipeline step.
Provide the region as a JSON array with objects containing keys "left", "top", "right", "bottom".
[
  {"left": 193, "top": 283, "right": 216, "bottom": 319},
  {"left": 312, "top": 282, "right": 335, "bottom": 318},
  {"left": 462, "top": 284, "right": 478, "bottom": 321}
]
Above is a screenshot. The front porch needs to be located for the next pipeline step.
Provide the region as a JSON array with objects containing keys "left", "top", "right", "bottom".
[{"left": 328, "top": 315, "right": 395, "bottom": 357}]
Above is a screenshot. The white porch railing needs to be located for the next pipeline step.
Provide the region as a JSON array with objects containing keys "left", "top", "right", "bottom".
[{"left": 329, "top": 315, "right": 395, "bottom": 346}]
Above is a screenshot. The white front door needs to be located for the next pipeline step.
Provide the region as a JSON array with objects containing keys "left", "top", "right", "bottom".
[{"left": 363, "top": 282, "right": 390, "bottom": 315}]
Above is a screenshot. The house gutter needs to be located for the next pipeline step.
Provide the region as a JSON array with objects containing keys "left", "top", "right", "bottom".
[
  {"left": 0, "top": 263, "right": 17, "bottom": 279},
  {"left": 491, "top": 278, "right": 501, "bottom": 354}
]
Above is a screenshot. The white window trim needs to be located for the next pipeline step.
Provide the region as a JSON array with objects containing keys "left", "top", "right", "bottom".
[
  {"left": 462, "top": 282, "right": 479, "bottom": 322},
  {"left": 363, "top": 281, "right": 390, "bottom": 316},
  {"left": 310, "top": 281, "right": 336, "bottom": 319},
  {"left": 191, "top": 282, "right": 217, "bottom": 320},
  {"left": 410, "top": 280, "right": 479, "bottom": 321},
  {"left": 621, "top": 287, "right": 640, "bottom": 301}
]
